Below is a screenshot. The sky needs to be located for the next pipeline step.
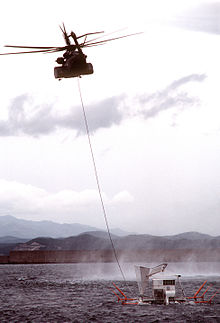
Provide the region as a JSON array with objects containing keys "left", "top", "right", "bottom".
[{"left": 0, "top": 0, "right": 220, "bottom": 235}]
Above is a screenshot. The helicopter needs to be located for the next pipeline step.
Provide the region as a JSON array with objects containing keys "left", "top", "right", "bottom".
[{"left": 0, "top": 24, "right": 141, "bottom": 80}]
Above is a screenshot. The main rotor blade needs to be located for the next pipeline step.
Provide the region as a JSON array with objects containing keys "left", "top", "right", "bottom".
[
  {"left": 84, "top": 28, "right": 127, "bottom": 44},
  {"left": 59, "top": 23, "right": 65, "bottom": 34},
  {"left": 43, "top": 47, "right": 69, "bottom": 54},
  {"left": 83, "top": 43, "right": 106, "bottom": 48},
  {"left": 5, "top": 45, "right": 60, "bottom": 50},
  {"left": 83, "top": 35, "right": 87, "bottom": 46},
  {"left": 77, "top": 31, "right": 104, "bottom": 40},
  {"left": 60, "top": 23, "right": 71, "bottom": 46},
  {"left": 63, "top": 23, "right": 67, "bottom": 34},
  {"left": 82, "top": 32, "right": 143, "bottom": 47},
  {"left": 0, "top": 48, "right": 62, "bottom": 55},
  {"left": 62, "top": 22, "right": 69, "bottom": 41}
]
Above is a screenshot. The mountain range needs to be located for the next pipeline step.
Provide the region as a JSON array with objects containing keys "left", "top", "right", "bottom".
[
  {"left": 0, "top": 215, "right": 219, "bottom": 257},
  {"left": 0, "top": 215, "right": 130, "bottom": 239}
]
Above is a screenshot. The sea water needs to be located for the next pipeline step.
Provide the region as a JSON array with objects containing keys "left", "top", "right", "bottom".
[{"left": 0, "top": 263, "right": 219, "bottom": 322}]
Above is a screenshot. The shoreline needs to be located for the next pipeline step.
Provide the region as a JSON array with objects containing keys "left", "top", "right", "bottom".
[{"left": 0, "top": 248, "right": 219, "bottom": 264}]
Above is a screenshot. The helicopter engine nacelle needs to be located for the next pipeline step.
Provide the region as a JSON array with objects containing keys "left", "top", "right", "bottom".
[{"left": 54, "top": 62, "right": 93, "bottom": 79}]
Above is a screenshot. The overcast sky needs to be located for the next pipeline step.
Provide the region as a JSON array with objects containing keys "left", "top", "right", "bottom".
[{"left": 0, "top": 0, "right": 219, "bottom": 235}]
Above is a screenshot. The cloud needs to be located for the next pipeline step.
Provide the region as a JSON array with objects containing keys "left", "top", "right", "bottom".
[
  {"left": 59, "top": 95, "right": 125, "bottom": 135},
  {"left": 137, "top": 74, "right": 206, "bottom": 119},
  {"left": 0, "top": 179, "right": 134, "bottom": 223},
  {"left": 0, "top": 94, "right": 124, "bottom": 137},
  {"left": 0, "top": 74, "right": 206, "bottom": 137},
  {"left": 171, "top": 2, "right": 220, "bottom": 35},
  {"left": 0, "top": 94, "right": 57, "bottom": 136}
]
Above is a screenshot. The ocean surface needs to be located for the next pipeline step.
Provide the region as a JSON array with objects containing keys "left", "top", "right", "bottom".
[{"left": 0, "top": 263, "right": 220, "bottom": 322}]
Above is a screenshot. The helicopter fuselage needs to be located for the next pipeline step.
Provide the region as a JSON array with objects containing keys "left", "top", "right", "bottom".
[
  {"left": 54, "top": 31, "right": 94, "bottom": 79},
  {"left": 54, "top": 48, "right": 93, "bottom": 79},
  {"left": 54, "top": 61, "right": 93, "bottom": 79}
]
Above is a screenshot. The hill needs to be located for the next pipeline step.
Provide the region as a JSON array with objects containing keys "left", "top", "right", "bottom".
[{"left": 12, "top": 231, "right": 220, "bottom": 253}]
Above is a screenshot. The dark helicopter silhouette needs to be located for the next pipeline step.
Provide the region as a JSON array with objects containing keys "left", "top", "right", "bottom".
[{"left": 0, "top": 24, "right": 141, "bottom": 80}]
